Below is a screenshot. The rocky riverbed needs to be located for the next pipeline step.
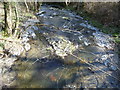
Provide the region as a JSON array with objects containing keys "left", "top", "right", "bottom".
[{"left": 0, "top": 5, "right": 120, "bottom": 89}]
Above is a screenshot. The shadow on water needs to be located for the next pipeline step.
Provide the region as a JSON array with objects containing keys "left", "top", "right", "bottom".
[
  {"left": 12, "top": 55, "right": 115, "bottom": 88},
  {"left": 12, "top": 56, "right": 83, "bottom": 88}
]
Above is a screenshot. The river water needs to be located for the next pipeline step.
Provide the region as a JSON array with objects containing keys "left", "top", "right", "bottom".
[{"left": 12, "top": 5, "right": 120, "bottom": 88}]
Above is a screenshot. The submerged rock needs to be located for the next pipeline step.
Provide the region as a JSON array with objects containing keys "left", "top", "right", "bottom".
[
  {"left": 80, "top": 23, "right": 99, "bottom": 31},
  {"left": 24, "top": 43, "right": 31, "bottom": 51},
  {"left": 93, "top": 32, "right": 114, "bottom": 49},
  {"left": 0, "top": 54, "right": 18, "bottom": 88},
  {"left": 5, "top": 42, "right": 24, "bottom": 56},
  {"left": 36, "top": 11, "right": 46, "bottom": 16},
  {"left": 4, "top": 56, "right": 17, "bottom": 67},
  {"left": 48, "top": 36, "right": 78, "bottom": 58},
  {"left": 109, "top": 65, "right": 117, "bottom": 71}
]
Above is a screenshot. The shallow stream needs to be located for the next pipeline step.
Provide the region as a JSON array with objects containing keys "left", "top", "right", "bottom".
[{"left": 12, "top": 5, "right": 120, "bottom": 88}]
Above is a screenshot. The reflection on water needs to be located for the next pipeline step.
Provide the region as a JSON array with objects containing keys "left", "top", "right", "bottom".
[
  {"left": 12, "top": 39, "right": 94, "bottom": 88},
  {"left": 13, "top": 58, "right": 87, "bottom": 88}
]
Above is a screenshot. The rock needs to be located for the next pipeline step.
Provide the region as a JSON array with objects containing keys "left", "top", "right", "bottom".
[
  {"left": 109, "top": 65, "right": 117, "bottom": 71},
  {"left": 75, "top": 15, "right": 83, "bottom": 20},
  {"left": 80, "top": 75, "right": 98, "bottom": 88},
  {"left": 5, "top": 56, "right": 18, "bottom": 67},
  {"left": 2, "top": 71, "right": 16, "bottom": 86},
  {"left": 80, "top": 23, "right": 99, "bottom": 31},
  {"left": 36, "top": 11, "right": 46, "bottom": 15},
  {"left": 104, "top": 59, "right": 110, "bottom": 66},
  {"left": 27, "top": 19, "right": 39, "bottom": 23},
  {"left": 0, "top": 55, "right": 17, "bottom": 88},
  {"left": 62, "top": 17, "right": 69, "bottom": 20},
  {"left": 24, "top": 43, "right": 31, "bottom": 51},
  {"left": 48, "top": 36, "right": 77, "bottom": 58},
  {"left": 39, "top": 14, "right": 44, "bottom": 17},
  {"left": 78, "top": 35, "right": 91, "bottom": 46},
  {"left": 49, "top": 16, "right": 53, "bottom": 19},
  {"left": 26, "top": 28, "right": 37, "bottom": 39},
  {"left": 5, "top": 42, "right": 24, "bottom": 56},
  {"left": 21, "top": 21, "right": 38, "bottom": 40},
  {"left": 9, "top": 46, "right": 24, "bottom": 56},
  {"left": 21, "top": 37, "right": 29, "bottom": 43},
  {"left": 101, "top": 55, "right": 108, "bottom": 61},
  {"left": 83, "top": 38, "right": 91, "bottom": 46},
  {"left": 31, "top": 26, "right": 39, "bottom": 31},
  {"left": 93, "top": 32, "right": 114, "bottom": 49},
  {"left": 64, "top": 84, "right": 77, "bottom": 89},
  {"left": 78, "top": 35, "right": 84, "bottom": 41},
  {"left": 53, "top": 12, "right": 58, "bottom": 16}
]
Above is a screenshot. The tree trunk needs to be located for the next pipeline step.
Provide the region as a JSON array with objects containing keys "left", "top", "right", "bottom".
[
  {"left": 24, "top": 0, "right": 29, "bottom": 12},
  {"left": 13, "top": 2, "right": 19, "bottom": 37},
  {"left": 3, "top": 2, "right": 13, "bottom": 35},
  {"left": 3, "top": 2, "right": 8, "bottom": 34},
  {"left": 8, "top": 2, "right": 13, "bottom": 35}
]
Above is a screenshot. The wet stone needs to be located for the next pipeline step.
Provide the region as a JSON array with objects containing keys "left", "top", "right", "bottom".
[
  {"left": 109, "top": 65, "right": 117, "bottom": 71},
  {"left": 24, "top": 43, "right": 31, "bottom": 51},
  {"left": 103, "top": 59, "right": 111, "bottom": 66},
  {"left": 36, "top": 11, "right": 46, "bottom": 15}
]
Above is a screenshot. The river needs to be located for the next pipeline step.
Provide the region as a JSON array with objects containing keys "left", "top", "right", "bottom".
[{"left": 12, "top": 5, "right": 120, "bottom": 88}]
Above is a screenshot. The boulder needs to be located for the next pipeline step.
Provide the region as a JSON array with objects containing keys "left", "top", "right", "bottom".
[
  {"left": 48, "top": 36, "right": 78, "bottom": 58},
  {"left": 5, "top": 42, "right": 24, "bottom": 56}
]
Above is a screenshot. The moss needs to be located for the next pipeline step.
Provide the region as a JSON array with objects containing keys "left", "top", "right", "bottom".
[{"left": 114, "top": 37, "right": 120, "bottom": 43}]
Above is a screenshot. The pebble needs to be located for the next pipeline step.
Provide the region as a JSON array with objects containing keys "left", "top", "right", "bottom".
[
  {"left": 24, "top": 43, "right": 31, "bottom": 51},
  {"left": 22, "top": 37, "right": 29, "bottom": 43},
  {"left": 109, "top": 65, "right": 117, "bottom": 71},
  {"left": 104, "top": 60, "right": 110, "bottom": 66},
  {"left": 53, "top": 12, "right": 58, "bottom": 16}
]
